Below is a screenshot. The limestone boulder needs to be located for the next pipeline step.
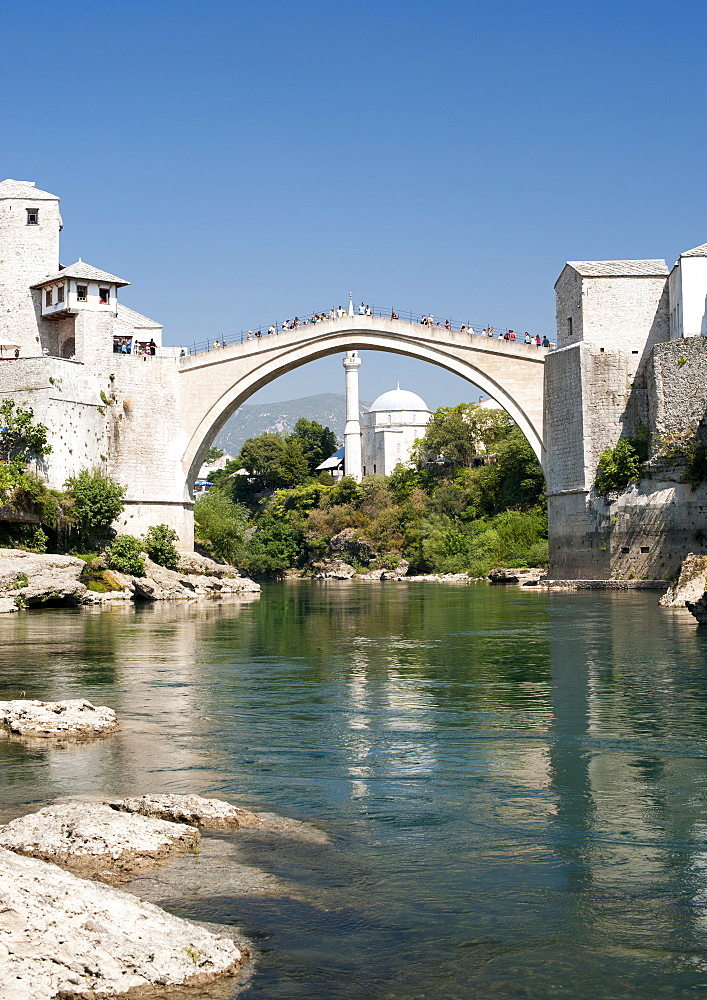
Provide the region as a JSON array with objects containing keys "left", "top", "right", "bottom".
[
  {"left": 659, "top": 553, "right": 707, "bottom": 607},
  {"left": 0, "top": 846, "right": 244, "bottom": 999},
  {"left": 105, "top": 793, "right": 261, "bottom": 830},
  {"left": 0, "top": 802, "right": 199, "bottom": 881},
  {"left": 177, "top": 551, "right": 244, "bottom": 577},
  {"left": 130, "top": 557, "right": 260, "bottom": 601},
  {"left": 0, "top": 548, "right": 90, "bottom": 606},
  {"left": 0, "top": 597, "right": 19, "bottom": 614},
  {"left": 0, "top": 699, "right": 118, "bottom": 738},
  {"left": 312, "top": 559, "right": 357, "bottom": 580}
]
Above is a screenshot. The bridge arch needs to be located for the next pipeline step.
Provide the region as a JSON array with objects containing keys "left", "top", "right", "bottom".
[{"left": 178, "top": 317, "right": 547, "bottom": 494}]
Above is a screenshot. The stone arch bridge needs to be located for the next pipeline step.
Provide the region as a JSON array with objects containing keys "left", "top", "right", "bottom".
[
  {"left": 109, "top": 315, "right": 548, "bottom": 548},
  {"left": 179, "top": 316, "right": 548, "bottom": 490}
]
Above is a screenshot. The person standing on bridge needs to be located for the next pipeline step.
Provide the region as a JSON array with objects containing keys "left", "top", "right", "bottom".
[
  {"left": 445, "top": 319, "right": 451, "bottom": 330},
  {"left": 542, "top": 335, "right": 550, "bottom": 348},
  {"left": 359, "top": 302, "right": 365, "bottom": 316},
  {"left": 391, "top": 309, "right": 398, "bottom": 320}
]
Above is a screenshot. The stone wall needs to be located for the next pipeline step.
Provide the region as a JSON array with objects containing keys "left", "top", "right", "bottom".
[
  {"left": 0, "top": 357, "right": 108, "bottom": 489},
  {"left": 648, "top": 337, "right": 707, "bottom": 446},
  {"left": 547, "top": 335, "right": 707, "bottom": 580}
]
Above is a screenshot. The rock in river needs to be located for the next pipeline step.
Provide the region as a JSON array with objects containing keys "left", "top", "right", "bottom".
[
  {"left": 0, "top": 699, "right": 118, "bottom": 738},
  {"left": 660, "top": 553, "right": 707, "bottom": 608},
  {"left": 0, "top": 845, "right": 244, "bottom": 999},
  {"left": 0, "top": 802, "right": 199, "bottom": 882},
  {"left": 106, "top": 793, "right": 262, "bottom": 830}
]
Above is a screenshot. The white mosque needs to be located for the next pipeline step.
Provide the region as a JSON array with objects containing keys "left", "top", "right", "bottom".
[{"left": 317, "top": 351, "right": 433, "bottom": 480}]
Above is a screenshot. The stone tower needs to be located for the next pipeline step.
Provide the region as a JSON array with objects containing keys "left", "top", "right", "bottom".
[
  {"left": 0, "top": 179, "right": 62, "bottom": 352},
  {"left": 343, "top": 351, "right": 363, "bottom": 481}
]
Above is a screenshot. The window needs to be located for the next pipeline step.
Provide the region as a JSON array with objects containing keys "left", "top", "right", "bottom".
[
  {"left": 76, "top": 285, "right": 88, "bottom": 302},
  {"left": 57, "top": 285, "right": 64, "bottom": 303},
  {"left": 567, "top": 317, "right": 573, "bottom": 337},
  {"left": 45, "top": 289, "right": 52, "bottom": 307},
  {"left": 99, "top": 287, "right": 110, "bottom": 304},
  {"left": 640, "top": 546, "right": 650, "bottom": 553},
  {"left": 26, "top": 208, "right": 39, "bottom": 225}
]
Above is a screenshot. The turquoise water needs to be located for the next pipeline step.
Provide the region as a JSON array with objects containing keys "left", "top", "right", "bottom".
[{"left": 2, "top": 582, "right": 707, "bottom": 998}]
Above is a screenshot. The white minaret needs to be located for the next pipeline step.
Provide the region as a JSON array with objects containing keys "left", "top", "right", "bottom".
[{"left": 343, "top": 351, "right": 363, "bottom": 481}]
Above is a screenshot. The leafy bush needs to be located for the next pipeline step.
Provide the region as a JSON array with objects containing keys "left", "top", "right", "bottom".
[
  {"left": 105, "top": 535, "right": 145, "bottom": 576},
  {"left": 142, "top": 524, "right": 179, "bottom": 569},
  {"left": 595, "top": 438, "right": 646, "bottom": 494},
  {"left": 240, "top": 515, "right": 305, "bottom": 575},
  {"left": 0, "top": 523, "right": 48, "bottom": 553},
  {"left": 64, "top": 469, "right": 126, "bottom": 542}
]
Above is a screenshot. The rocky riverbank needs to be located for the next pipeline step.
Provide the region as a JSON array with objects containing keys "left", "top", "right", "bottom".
[
  {"left": 659, "top": 553, "right": 707, "bottom": 623},
  {"left": 0, "top": 792, "right": 326, "bottom": 998},
  {"left": 0, "top": 548, "right": 260, "bottom": 613}
]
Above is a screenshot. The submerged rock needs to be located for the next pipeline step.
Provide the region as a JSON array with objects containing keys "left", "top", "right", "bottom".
[
  {"left": 0, "top": 845, "right": 244, "bottom": 999},
  {"left": 0, "top": 699, "right": 118, "bottom": 738},
  {"left": 106, "top": 793, "right": 262, "bottom": 830},
  {"left": 0, "top": 802, "right": 199, "bottom": 882},
  {"left": 660, "top": 553, "right": 707, "bottom": 608}
]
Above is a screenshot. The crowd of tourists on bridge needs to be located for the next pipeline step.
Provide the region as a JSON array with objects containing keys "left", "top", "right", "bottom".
[{"left": 198, "top": 305, "right": 552, "bottom": 353}]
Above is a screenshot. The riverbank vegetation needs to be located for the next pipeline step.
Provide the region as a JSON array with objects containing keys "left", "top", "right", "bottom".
[{"left": 196, "top": 403, "right": 548, "bottom": 577}]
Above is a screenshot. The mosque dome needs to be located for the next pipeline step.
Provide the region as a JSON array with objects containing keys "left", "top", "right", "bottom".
[{"left": 369, "top": 387, "right": 430, "bottom": 413}]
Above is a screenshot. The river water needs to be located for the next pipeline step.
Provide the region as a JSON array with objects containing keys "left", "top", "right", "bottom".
[{"left": 2, "top": 582, "right": 707, "bottom": 999}]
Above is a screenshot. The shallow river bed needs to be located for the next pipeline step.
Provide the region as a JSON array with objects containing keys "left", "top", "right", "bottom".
[{"left": 1, "top": 582, "right": 707, "bottom": 999}]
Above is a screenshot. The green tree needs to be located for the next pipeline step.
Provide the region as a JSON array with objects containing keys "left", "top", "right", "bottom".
[
  {"left": 416, "top": 403, "right": 512, "bottom": 468},
  {"left": 289, "top": 418, "right": 339, "bottom": 474},
  {"left": 0, "top": 400, "right": 52, "bottom": 466},
  {"left": 64, "top": 469, "right": 126, "bottom": 542},
  {"left": 204, "top": 446, "right": 224, "bottom": 465},
  {"left": 194, "top": 489, "right": 249, "bottom": 565},
  {"left": 237, "top": 433, "right": 310, "bottom": 489},
  {"left": 143, "top": 524, "right": 180, "bottom": 569}
]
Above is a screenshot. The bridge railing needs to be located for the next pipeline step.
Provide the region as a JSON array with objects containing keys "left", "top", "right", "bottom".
[{"left": 177, "top": 307, "right": 553, "bottom": 358}]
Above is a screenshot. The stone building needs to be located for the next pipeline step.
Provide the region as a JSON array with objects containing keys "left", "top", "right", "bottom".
[
  {"left": 361, "top": 387, "right": 432, "bottom": 477},
  {"left": 0, "top": 178, "right": 188, "bottom": 545},
  {"left": 546, "top": 244, "right": 707, "bottom": 580}
]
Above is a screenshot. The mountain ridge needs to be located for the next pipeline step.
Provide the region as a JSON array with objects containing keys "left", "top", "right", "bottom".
[{"left": 214, "top": 393, "right": 372, "bottom": 456}]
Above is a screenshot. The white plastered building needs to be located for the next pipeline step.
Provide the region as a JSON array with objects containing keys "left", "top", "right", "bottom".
[
  {"left": 0, "top": 178, "right": 163, "bottom": 361},
  {"left": 361, "top": 386, "right": 432, "bottom": 477},
  {"left": 668, "top": 243, "right": 707, "bottom": 340}
]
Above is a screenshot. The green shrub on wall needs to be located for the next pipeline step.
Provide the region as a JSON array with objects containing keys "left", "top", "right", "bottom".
[{"left": 595, "top": 439, "right": 646, "bottom": 494}]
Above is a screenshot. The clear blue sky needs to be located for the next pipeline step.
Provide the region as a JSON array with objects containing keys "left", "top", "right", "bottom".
[{"left": 2, "top": 0, "right": 705, "bottom": 409}]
